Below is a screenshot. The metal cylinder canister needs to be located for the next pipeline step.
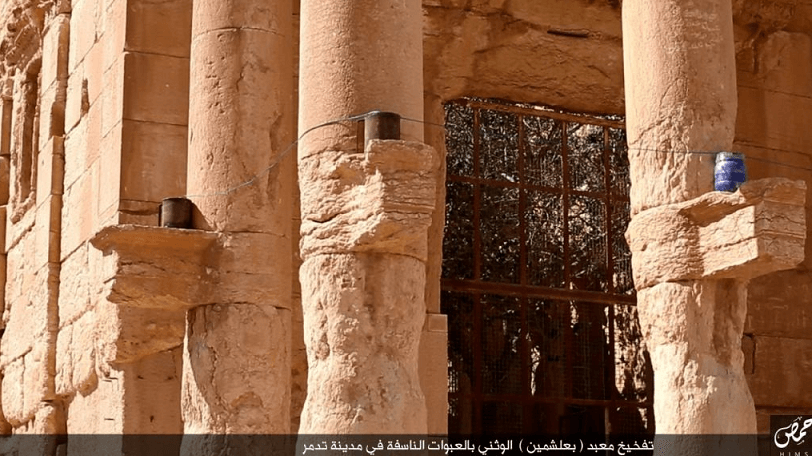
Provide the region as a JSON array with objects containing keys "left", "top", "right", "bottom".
[
  {"left": 714, "top": 152, "right": 746, "bottom": 192},
  {"left": 364, "top": 111, "right": 401, "bottom": 145},
  {"left": 160, "top": 197, "right": 193, "bottom": 228}
]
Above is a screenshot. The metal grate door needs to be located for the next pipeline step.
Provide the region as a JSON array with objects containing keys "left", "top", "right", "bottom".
[{"left": 442, "top": 99, "right": 653, "bottom": 436}]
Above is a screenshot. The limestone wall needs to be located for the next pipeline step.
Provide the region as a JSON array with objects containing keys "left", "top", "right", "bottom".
[
  {"left": 733, "top": 3, "right": 812, "bottom": 432},
  {"left": 0, "top": 0, "right": 193, "bottom": 450}
]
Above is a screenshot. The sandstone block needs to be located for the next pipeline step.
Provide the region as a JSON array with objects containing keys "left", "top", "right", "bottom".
[
  {"left": 300, "top": 140, "right": 438, "bottom": 261},
  {"left": 84, "top": 39, "right": 105, "bottom": 108},
  {"left": 67, "top": 41, "right": 104, "bottom": 135},
  {"left": 103, "top": 0, "right": 127, "bottom": 74},
  {"left": 418, "top": 313, "right": 448, "bottom": 434},
  {"left": 64, "top": 66, "right": 84, "bottom": 133},
  {"left": 91, "top": 225, "right": 217, "bottom": 311},
  {"left": 98, "top": 123, "right": 121, "bottom": 217},
  {"left": 36, "top": 137, "right": 65, "bottom": 206},
  {"left": 20, "top": 403, "right": 66, "bottom": 438},
  {"left": 37, "top": 83, "right": 66, "bottom": 151},
  {"left": 1, "top": 341, "right": 56, "bottom": 427},
  {"left": 119, "top": 348, "right": 183, "bottom": 435},
  {"left": 68, "top": 0, "right": 100, "bottom": 71},
  {"left": 754, "top": 31, "right": 812, "bottom": 98},
  {"left": 58, "top": 243, "right": 94, "bottom": 326},
  {"left": 96, "top": 301, "right": 185, "bottom": 365},
  {"left": 66, "top": 373, "right": 124, "bottom": 434},
  {"left": 33, "top": 195, "right": 62, "bottom": 266},
  {"left": 627, "top": 178, "right": 806, "bottom": 289},
  {"left": 0, "top": 255, "right": 6, "bottom": 328},
  {"left": 0, "top": 206, "right": 7, "bottom": 248},
  {"left": 119, "top": 120, "right": 187, "bottom": 203},
  {"left": 101, "top": 57, "right": 125, "bottom": 138},
  {"left": 0, "top": 156, "right": 10, "bottom": 205},
  {"left": 55, "top": 311, "right": 98, "bottom": 396},
  {"left": 63, "top": 99, "right": 101, "bottom": 190},
  {"left": 126, "top": 0, "right": 192, "bottom": 58},
  {"left": 122, "top": 52, "right": 189, "bottom": 126},
  {"left": 2, "top": 357, "right": 25, "bottom": 426},
  {"left": 23, "top": 341, "right": 56, "bottom": 418},
  {"left": 41, "top": 14, "right": 70, "bottom": 94},
  {"left": 746, "top": 269, "right": 812, "bottom": 338},
  {"left": 3, "top": 238, "right": 25, "bottom": 317},
  {"left": 117, "top": 199, "right": 160, "bottom": 226},
  {"left": 2, "top": 256, "right": 53, "bottom": 366},
  {"left": 737, "top": 85, "right": 812, "bottom": 154},
  {"left": 60, "top": 160, "right": 97, "bottom": 259},
  {"left": 748, "top": 336, "right": 812, "bottom": 408}
]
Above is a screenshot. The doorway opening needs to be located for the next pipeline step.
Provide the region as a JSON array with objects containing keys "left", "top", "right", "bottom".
[{"left": 441, "top": 98, "right": 653, "bottom": 435}]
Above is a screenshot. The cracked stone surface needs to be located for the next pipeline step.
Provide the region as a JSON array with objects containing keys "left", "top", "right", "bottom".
[{"left": 623, "top": 0, "right": 806, "bottom": 448}]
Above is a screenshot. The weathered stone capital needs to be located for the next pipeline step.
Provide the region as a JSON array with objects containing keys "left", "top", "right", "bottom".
[
  {"left": 626, "top": 177, "right": 806, "bottom": 289},
  {"left": 299, "top": 140, "right": 438, "bottom": 262}
]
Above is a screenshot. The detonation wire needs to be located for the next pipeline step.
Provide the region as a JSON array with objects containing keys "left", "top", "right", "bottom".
[{"left": 181, "top": 113, "right": 812, "bottom": 200}]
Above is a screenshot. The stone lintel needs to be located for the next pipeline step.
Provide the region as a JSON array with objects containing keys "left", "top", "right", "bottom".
[
  {"left": 627, "top": 178, "right": 806, "bottom": 289},
  {"left": 299, "top": 139, "right": 438, "bottom": 262},
  {"left": 90, "top": 224, "right": 217, "bottom": 312}
]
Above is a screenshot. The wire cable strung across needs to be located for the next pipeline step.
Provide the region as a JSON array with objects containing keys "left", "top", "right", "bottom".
[{"left": 179, "top": 111, "right": 812, "bottom": 200}]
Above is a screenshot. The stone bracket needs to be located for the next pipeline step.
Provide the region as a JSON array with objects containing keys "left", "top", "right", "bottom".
[
  {"left": 91, "top": 224, "right": 218, "bottom": 312},
  {"left": 92, "top": 224, "right": 291, "bottom": 311},
  {"left": 626, "top": 177, "right": 806, "bottom": 289},
  {"left": 299, "top": 139, "right": 438, "bottom": 261}
]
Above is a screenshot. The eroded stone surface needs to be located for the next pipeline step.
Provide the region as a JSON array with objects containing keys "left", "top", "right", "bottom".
[
  {"left": 299, "top": 140, "right": 438, "bottom": 261},
  {"left": 297, "top": 141, "right": 437, "bottom": 434},
  {"left": 627, "top": 178, "right": 806, "bottom": 289},
  {"left": 298, "top": 253, "right": 427, "bottom": 433},
  {"left": 621, "top": 0, "right": 799, "bottom": 446},
  {"left": 182, "top": 304, "right": 291, "bottom": 434},
  {"left": 180, "top": 0, "right": 294, "bottom": 444},
  {"left": 638, "top": 280, "right": 756, "bottom": 433}
]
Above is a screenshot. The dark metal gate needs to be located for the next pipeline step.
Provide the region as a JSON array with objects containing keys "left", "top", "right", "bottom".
[{"left": 442, "top": 99, "right": 653, "bottom": 435}]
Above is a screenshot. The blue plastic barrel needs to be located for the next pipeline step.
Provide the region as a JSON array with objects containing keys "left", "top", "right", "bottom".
[{"left": 714, "top": 152, "right": 746, "bottom": 192}]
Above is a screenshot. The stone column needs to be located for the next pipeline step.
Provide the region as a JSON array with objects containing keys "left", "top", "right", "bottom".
[
  {"left": 181, "top": 0, "right": 293, "bottom": 450},
  {"left": 297, "top": 0, "right": 433, "bottom": 434},
  {"left": 623, "top": 0, "right": 738, "bottom": 217},
  {"left": 622, "top": 0, "right": 805, "bottom": 449}
]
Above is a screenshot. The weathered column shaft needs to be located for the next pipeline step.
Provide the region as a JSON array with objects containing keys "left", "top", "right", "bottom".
[
  {"left": 298, "top": 0, "right": 431, "bottom": 434},
  {"left": 624, "top": 0, "right": 737, "bottom": 216},
  {"left": 298, "top": 0, "right": 424, "bottom": 153},
  {"left": 622, "top": 0, "right": 752, "bottom": 438},
  {"left": 182, "top": 0, "right": 293, "bottom": 443}
]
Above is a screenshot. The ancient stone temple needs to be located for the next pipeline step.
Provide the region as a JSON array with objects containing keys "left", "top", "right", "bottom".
[{"left": 0, "top": 0, "right": 810, "bottom": 454}]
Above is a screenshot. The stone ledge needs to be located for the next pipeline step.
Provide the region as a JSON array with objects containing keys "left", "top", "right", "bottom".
[
  {"left": 91, "top": 225, "right": 292, "bottom": 312},
  {"left": 91, "top": 224, "right": 218, "bottom": 312},
  {"left": 423, "top": 313, "right": 447, "bottom": 333},
  {"left": 626, "top": 178, "right": 806, "bottom": 289}
]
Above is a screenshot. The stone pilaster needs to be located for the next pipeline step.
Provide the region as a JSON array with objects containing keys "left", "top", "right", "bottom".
[
  {"left": 297, "top": 0, "right": 433, "bottom": 434},
  {"left": 181, "top": 0, "right": 294, "bottom": 447}
]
